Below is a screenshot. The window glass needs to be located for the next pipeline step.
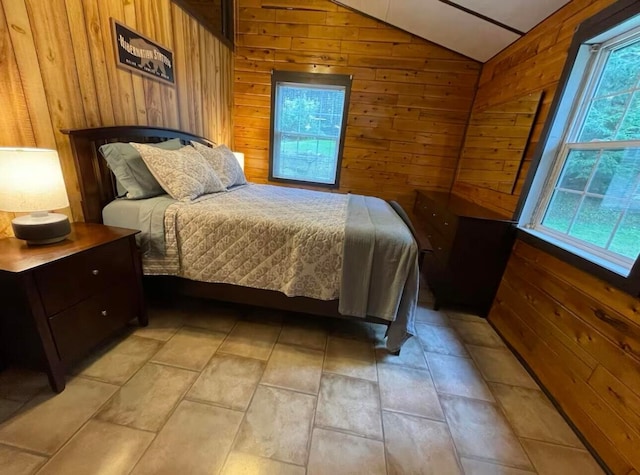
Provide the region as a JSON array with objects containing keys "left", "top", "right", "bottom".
[
  {"left": 518, "top": 5, "right": 640, "bottom": 287},
  {"left": 270, "top": 72, "right": 351, "bottom": 186},
  {"left": 541, "top": 146, "right": 640, "bottom": 265},
  {"left": 541, "top": 190, "right": 582, "bottom": 233},
  {"left": 531, "top": 34, "right": 640, "bottom": 272}
]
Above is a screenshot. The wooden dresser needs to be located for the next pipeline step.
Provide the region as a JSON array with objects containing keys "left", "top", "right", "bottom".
[
  {"left": 0, "top": 223, "right": 146, "bottom": 392},
  {"left": 413, "top": 190, "right": 516, "bottom": 317}
]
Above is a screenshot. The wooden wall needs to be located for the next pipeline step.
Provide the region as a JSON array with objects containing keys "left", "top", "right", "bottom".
[
  {"left": 492, "top": 241, "right": 640, "bottom": 474},
  {"left": 233, "top": 0, "right": 481, "bottom": 210},
  {"left": 451, "top": 0, "right": 617, "bottom": 218},
  {"left": 0, "top": 0, "right": 233, "bottom": 238},
  {"left": 455, "top": 91, "right": 541, "bottom": 195},
  {"left": 471, "top": 1, "right": 640, "bottom": 472}
]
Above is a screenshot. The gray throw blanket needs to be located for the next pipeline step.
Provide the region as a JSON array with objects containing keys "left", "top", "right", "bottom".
[
  {"left": 136, "top": 195, "right": 177, "bottom": 258},
  {"left": 339, "top": 194, "right": 419, "bottom": 351},
  {"left": 102, "top": 194, "right": 176, "bottom": 258}
]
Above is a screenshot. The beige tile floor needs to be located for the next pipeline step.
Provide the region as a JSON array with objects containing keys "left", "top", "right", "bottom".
[{"left": 0, "top": 289, "right": 605, "bottom": 475}]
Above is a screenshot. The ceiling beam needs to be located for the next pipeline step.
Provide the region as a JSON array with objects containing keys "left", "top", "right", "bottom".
[{"left": 437, "top": 0, "right": 525, "bottom": 36}]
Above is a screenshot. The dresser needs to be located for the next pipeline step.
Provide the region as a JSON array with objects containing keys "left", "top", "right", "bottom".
[
  {"left": 0, "top": 223, "right": 146, "bottom": 392},
  {"left": 413, "top": 191, "right": 516, "bottom": 317}
]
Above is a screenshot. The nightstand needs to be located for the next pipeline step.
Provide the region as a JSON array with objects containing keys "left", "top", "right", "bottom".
[{"left": 0, "top": 223, "right": 147, "bottom": 392}]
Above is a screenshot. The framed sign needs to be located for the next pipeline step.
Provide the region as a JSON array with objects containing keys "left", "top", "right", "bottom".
[{"left": 111, "top": 19, "right": 175, "bottom": 85}]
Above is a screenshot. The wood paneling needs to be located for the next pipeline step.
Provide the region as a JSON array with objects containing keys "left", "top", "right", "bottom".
[
  {"left": 455, "top": 91, "right": 541, "bottom": 194},
  {"left": 490, "top": 241, "right": 640, "bottom": 473},
  {"left": 234, "top": 0, "right": 480, "bottom": 209},
  {"left": 0, "top": 0, "right": 233, "bottom": 238},
  {"left": 462, "top": 1, "right": 640, "bottom": 472},
  {"left": 451, "top": 0, "right": 618, "bottom": 218}
]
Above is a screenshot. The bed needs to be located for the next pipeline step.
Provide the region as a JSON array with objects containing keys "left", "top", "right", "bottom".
[{"left": 62, "top": 126, "right": 420, "bottom": 352}]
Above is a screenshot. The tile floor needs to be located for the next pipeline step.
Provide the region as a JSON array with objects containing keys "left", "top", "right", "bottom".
[{"left": 0, "top": 289, "right": 605, "bottom": 475}]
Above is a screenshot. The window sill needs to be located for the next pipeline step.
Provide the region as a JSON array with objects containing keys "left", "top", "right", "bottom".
[
  {"left": 516, "top": 227, "right": 640, "bottom": 297},
  {"left": 268, "top": 176, "right": 339, "bottom": 189}
]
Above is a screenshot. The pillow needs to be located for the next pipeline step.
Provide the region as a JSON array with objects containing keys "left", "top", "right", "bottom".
[
  {"left": 99, "top": 138, "right": 183, "bottom": 199},
  {"left": 131, "top": 143, "right": 226, "bottom": 201},
  {"left": 191, "top": 141, "right": 247, "bottom": 188}
]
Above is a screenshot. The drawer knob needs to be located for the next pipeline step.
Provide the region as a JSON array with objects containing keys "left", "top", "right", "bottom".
[
  {"left": 444, "top": 222, "right": 449, "bottom": 226},
  {"left": 101, "top": 310, "right": 108, "bottom": 317},
  {"left": 432, "top": 213, "right": 437, "bottom": 217},
  {"left": 437, "top": 247, "right": 442, "bottom": 251},
  {"left": 92, "top": 269, "right": 100, "bottom": 276}
]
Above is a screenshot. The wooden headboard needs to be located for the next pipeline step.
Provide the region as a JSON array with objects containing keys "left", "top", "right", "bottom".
[{"left": 62, "top": 126, "right": 213, "bottom": 224}]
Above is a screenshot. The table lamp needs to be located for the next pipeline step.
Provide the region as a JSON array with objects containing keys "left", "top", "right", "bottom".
[
  {"left": 232, "top": 151, "right": 245, "bottom": 171},
  {"left": 0, "top": 147, "right": 71, "bottom": 245}
]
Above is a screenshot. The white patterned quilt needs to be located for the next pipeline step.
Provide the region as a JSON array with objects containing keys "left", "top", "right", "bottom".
[{"left": 162, "top": 184, "right": 347, "bottom": 300}]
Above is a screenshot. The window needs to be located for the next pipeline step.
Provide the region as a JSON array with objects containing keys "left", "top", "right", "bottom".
[
  {"left": 172, "top": 0, "right": 234, "bottom": 48},
  {"left": 519, "top": 8, "right": 640, "bottom": 282},
  {"left": 269, "top": 71, "right": 351, "bottom": 187}
]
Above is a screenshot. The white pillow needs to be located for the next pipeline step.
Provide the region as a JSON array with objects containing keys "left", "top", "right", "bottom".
[
  {"left": 191, "top": 141, "right": 247, "bottom": 188},
  {"left": 131, "top": 143, "right": 226, "bottom": 201}
]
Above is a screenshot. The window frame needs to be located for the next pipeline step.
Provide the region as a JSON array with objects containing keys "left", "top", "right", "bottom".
[
  {"left": 516, "top": 0, "right": 640, "bottom": 296},
  {"left": 171, "top": 0, "right": 234, "bottom": 49},
  {"left": 268, "top": 70, "right": 352, "bottom": 189}
]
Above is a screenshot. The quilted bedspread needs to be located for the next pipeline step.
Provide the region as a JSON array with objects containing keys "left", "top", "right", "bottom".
[{"left": 163, "top": 184, "right": 347, "bottom": 300}]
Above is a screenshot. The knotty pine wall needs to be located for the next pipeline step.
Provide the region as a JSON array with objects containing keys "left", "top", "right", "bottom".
[
  {"left": 468, "top": 1, "right": 640, "bottom": 472},
  {"left": 0, "top": 0, "right": 233, "bottom": 238},
  {"left": 233, "top": 0, "right": 481, "bottom": 210},
  {"left": 451, "top": 0, "right": 618, "bottom": 218}
]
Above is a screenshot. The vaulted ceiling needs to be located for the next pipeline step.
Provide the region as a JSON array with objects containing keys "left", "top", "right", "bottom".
[{"left": 336, "top": 0, "right": 571, "bottom": 61}]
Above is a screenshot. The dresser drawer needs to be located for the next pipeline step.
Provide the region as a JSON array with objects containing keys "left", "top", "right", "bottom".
[
  {"left": 35, "top": 239, "right": 133, "bottom": 316},
  {"left": 424, "top": 206, "right": 457, "bottom": 241},
  {"left": 420, "top": 218, "right": 452, "bottom": 257},
  {"left": 413, "top": 191, "right": 516, "bottom": 316},
  {"left": 427, "top": 229, "right": 452, "bottom": 263},
  {"left": 49, "top": 280, "right": 138, "bottom": 363},
  {"left": 415, "top": 193, "right": 458, "bottom": 240},
  {"left": 414, "top": 192, "right": 434, "bottom": 221},
  {"left": 433, "top": 212, "right": 458, "bottom": 241},
  {"left": 422, "top": 251, "right": 451, "bottom": 294}
]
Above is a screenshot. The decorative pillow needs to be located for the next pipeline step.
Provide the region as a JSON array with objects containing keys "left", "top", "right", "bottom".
[
  {"left": 99, "top": 138, "right": 183, "bottom": 199},
  {"left": 131, "top": 143, "right": 226, "bottom": 201},
  {"left": 191, "top": 141, "right": 247, "bottom": 188}
]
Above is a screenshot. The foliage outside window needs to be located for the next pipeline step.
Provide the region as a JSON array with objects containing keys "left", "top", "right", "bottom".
[
  {"left": 269, "top": 71, "right": 351, "bottom": 187},
  {"left": 524, "top": 29, "right": 640, "bottom": 276}
]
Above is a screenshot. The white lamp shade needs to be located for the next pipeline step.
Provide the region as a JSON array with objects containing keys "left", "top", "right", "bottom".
[
  {"left": 0, "top": 148, "right": 70, "bottom": 212},
  {"left": 232, "top": 151, "right": 245, "bottom": 171}
]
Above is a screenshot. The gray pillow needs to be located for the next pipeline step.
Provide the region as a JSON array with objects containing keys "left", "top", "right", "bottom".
[{"left": 99, "top": 138, "right": 183, "bottom": 199}]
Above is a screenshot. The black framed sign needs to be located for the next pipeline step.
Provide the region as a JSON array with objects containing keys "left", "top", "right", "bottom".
[{"left": 111, "top": 19, "right": 175, "bottom": 85}]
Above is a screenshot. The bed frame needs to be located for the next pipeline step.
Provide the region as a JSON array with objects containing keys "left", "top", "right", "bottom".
[{"left": 62, "top": 125, "right": 404, "bottom": 328}]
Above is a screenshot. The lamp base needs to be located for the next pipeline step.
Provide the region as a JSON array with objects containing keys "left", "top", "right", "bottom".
[{"left": 12, "top": 213, "right": 71, "bottom": 245}]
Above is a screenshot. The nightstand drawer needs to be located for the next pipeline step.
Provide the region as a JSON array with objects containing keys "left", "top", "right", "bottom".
[
  {"left": 0, "top": 223, "right": 144, "bottom": 393},
  {"left": 35, "top": 239, "right": 133, "bottom": 316},
  {"left": 49, "top": 281, "right": 138, "bottom": 363}
]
